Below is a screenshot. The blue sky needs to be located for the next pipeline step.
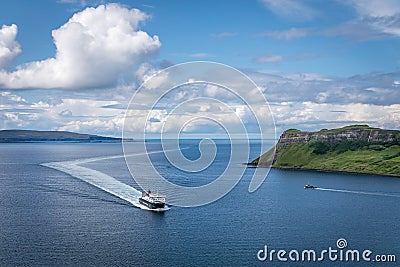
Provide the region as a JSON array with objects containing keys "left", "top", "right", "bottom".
[
  {"left": 3, "top": 0, "right": 399, "bottom": 76},
  {"left": 0, "top": 0, "right": 400, "bottom": 137}
]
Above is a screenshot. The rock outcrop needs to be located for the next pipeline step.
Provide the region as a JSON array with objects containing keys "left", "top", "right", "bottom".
[
  {"left": 278, "top": 125, "right": 399, "bottom": 147},
  {"left": 250, "top": 125, "right": 400, "bottom": 177}
]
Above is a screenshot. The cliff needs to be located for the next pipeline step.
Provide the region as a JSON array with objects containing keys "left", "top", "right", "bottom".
[{"left": 251, "top": 125, "right": 400, "bottom": 177}]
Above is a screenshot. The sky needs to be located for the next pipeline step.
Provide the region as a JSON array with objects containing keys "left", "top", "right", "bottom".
[{"left": 0, "top": 0, "right": 400, "bottom": 138}]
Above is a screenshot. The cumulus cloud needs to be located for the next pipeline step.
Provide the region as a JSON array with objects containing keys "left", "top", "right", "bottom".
[
  {"left": 0, "top": 91, "right": 27, "bottom": 104},
  {"left": 0, "top": 87, "right": 129, "bottom": 134},
  {"left": 271, "top": 101, "right": 400, "bottom": 132},
  {"left": 59, "top": 109, "right": 73, "bottom": 117},
  {"left": 242, "top": 69, "right": 400, "bottom": 132},
  {"left": 0, "top": 24, "right": 21, "bottom": 70},
  {"left": 58, "top": 117, "right": 124, "bottom": 136},
  {"left": 2, "top": 67, "right": 400, "bottom": 136},
  {"left": 250, "top": 70, "right": 400, "bottom": 106},
  {"left": 0, "top": 4, "right": 161, "bottom": 89}
]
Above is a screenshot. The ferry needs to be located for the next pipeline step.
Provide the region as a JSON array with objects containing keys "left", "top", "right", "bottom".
[
  {"left": 304, "top": 184, "right": 317, "bottom": 189},
  {"left": 139, "top": 190, "right": 166, "bottom": 211}
]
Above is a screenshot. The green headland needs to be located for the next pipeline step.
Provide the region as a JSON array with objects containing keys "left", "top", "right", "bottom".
[
  {"left": 250, "top": 125, "right": 400, "bottom": 177},
  {"left": 0, "top": 130, "right": 123, "bottom": 143}
]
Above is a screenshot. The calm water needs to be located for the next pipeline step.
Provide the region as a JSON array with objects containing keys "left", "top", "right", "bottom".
[{"left": 0, "top": 141, "right": 399, "bottom": 266}]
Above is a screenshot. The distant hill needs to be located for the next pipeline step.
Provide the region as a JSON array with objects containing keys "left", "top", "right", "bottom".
[
  {"left": 0, "top": 130, "right": 123, "bottom": 143},
  {"left": 250, "top": 125, "right": 400, "bottom": 177}
]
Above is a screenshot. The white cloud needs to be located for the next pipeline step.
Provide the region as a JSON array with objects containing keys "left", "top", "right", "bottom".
[
  {"left": 255, "top": 1, "right": 400, "bottom": 42},
  {"left": 58, "top": 118, "right": 123, "bottom": 135},
  {"left": 58, "top": 0, "right": 86, "bottom": 4},
  {"left": 259, "top": 0, "right": 318, "bottom": 21},
  {"left": 140, "top": 67, "right": 170, "bottom": 90},
  {"left": 366, "top": 15, "right": 400, "bottom": 36},
  {"left": 189, "top": 53, "right": 210, "bottom": 58},
  {"left": 285, "top": 73, "right": 332, "bottom": 82},
  {"left": 1, "top": 91, "right": 27, "bottom": 104},
  {"left": 246, "top": 69, "right": 400, "bottom": 132},
  {"left": 57, "top": 0, "right": 102, "bottom": 9},
  {"left": 258, "top": 27, "right": 309, "bottom": 40},
  {"left": 53, "top": 98, "right": 121, "bottom": 117},
  {"left": 2, "top": 67, "right": 400, "bottom": 136},
  {"left": 0, "top": 4, "right": 161, "bottom": 89},
  {"left": 59, "top": 109, "right": 73, "bottom": 117},
  {"left": 4, "top": 112, "right": 20, "bottom": 123},
  {"left": 258, "top": 1, "right": 400, "bottom": 41},
  {"left": 0, "top": 24, "right": 21, "bottom": 70},
  {"left": 0, "top": 88, "right": 128, "bottom": 135},
  {"left": 211, "top": 32, "right": 238, "bottom": 38},
  {"left": 235, "top": 105, "right": 253, "bottom": 123},
  {"left": 250, "top": 70, "right": 400, "bottom": 106},
  {"left": 204, "top": 84, "right": 236, "bottom": 100},
  {"left": 349, "top": 0, "right": 400, "bottom": 17},
  {"left": 255, "top": 55, "right": 283, "bottom": 63},
  {"left": 270, "top": 101, "right": 400, "bottom": 132},
  {"left": 327, "top": 0, "right": 400, "bottom": 40}
]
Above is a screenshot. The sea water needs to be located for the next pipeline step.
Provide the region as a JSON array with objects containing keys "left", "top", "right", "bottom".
[{"left": 0, "top": 141, "right": 399, "bottom": 266}]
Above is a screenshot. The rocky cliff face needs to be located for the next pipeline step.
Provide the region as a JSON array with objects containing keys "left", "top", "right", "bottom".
[
  {"left": 251, "top": 125, "right": 400, "bottom": 176},
  {"left": 278, "top": 125, "right": 400, "bottom": 147}
]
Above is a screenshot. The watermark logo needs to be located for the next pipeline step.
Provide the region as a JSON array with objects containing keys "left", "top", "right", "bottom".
[
  {"left": 257, "top": 238, "right": 396, "bottom": 263},
  {"left": 122, "top": 61, "right": 275, "bottom": 207},
  {"left": 336, "top": 238, "right": 347, "bottom": 249}
]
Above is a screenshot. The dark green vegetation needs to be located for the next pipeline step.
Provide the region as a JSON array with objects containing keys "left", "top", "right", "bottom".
[
  {"left": 251, "top": 125, "right": 400, "bottom": 177},
  {"left": 0, "top": 130, "right": 122, "bottom": 143}
]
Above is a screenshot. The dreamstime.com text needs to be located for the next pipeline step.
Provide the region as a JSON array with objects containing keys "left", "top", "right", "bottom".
[{"left": 257, "top": 238, "right": 396, "bottom": 263}]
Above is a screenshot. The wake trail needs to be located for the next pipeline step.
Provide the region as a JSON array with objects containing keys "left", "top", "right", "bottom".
[
  {"left": 41, "top": 161, "right": 142, "bottom": 207},
  {"left": 41, "top": 147, "right": 187, "bottom": 208},
  {"left": 315, "top": 187, "right": 400, "bottom": 198},
  {"left": 64, "top": 147, "right": 190, "bottom": 165}
]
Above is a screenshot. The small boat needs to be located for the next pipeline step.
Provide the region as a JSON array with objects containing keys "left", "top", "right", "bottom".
[
  {"left": 139, "top": 190, "right": 167, "bottom": 211},
  {"left": 304, "top": 184, "right": 317, "bottom": 189}
]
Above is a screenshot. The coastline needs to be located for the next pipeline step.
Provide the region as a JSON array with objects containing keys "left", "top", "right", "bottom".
[
  {"left": 0, "top": 140, "right": 130, "bottom": 143},
  {"left": 250, "top": 125, "right": 400, "bottom": 179},
  {"left": 250, "top": 163, "right": 400, "bottom": 179}
]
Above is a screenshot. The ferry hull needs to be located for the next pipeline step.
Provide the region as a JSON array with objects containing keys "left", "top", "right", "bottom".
[{"left": 139, "top": 197, "right": 165, "bottom": 209}]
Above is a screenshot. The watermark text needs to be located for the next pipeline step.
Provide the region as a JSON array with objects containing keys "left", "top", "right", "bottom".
[{"left": 257, "top": 238, "right": 396, "bottom": 263}]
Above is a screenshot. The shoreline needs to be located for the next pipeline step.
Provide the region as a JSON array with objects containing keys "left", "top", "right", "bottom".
[{"left": 249, "top": 163, "right": 400, "bottom": 179}]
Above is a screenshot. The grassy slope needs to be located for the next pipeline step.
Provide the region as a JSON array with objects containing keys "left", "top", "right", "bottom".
[{"left": 271, "top": 142, "right": 400, "bottom": 176}]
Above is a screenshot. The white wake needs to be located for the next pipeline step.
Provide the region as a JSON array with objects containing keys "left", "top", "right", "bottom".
[
  {"left": 42, "top": 161, "right": 142, "bottom": 207},
  {"left": 315, "top": 187, "right": 400, "bottom": 198},
  {"left": 40, "top": 149, "right": 181, "bottom": 210}
]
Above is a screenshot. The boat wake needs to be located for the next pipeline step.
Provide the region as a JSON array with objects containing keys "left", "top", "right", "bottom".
[
  {"left": 315, "top": 187, "right": 400, "bottom": 198},
  {"left": 40, "top": 149, "right": 180, "bottom": 210}
]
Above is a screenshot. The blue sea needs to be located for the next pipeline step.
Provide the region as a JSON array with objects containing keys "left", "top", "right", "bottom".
[{"left": 0, "top": 141, "right": 399, "bottom": 266}]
